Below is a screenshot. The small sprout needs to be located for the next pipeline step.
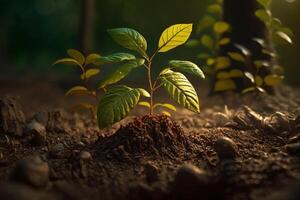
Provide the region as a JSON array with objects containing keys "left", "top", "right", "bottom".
[{"left": 97, "top": 24, "right": 205, "bottom": 129}]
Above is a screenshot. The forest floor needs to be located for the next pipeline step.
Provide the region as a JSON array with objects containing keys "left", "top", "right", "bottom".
[{"left": 1, "top": 80, "right": 300, "bottom": 200}]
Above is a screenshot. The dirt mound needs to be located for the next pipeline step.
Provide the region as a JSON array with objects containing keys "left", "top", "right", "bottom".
[{"left": 95, "top": 115, "right": 190, "bottom": 160}]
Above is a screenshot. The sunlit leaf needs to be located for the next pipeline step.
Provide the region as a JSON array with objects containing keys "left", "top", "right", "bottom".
[
  {"left": 217, "top": 71, "right": 229, "bottom": 79},
  {"left": 262, "top": 49, "right": 277, "bottom": 58},
  {"left": 215, "top": 56, "right": 231, "bottom": 70},
  {"left": 107, "top": 28, "right": 148, "bottom": 58},
  {"left": 158, "top": 24, "right": 193, "bottom": 53},
  {"left": 255, "top": 75, "right": 264, "bottom": 86},
  {"left": 244, "top": 72, "right": 255, "bottom": 83},
  {"left": 161, "top": 111, "right": 171, "bottom": 117},
  {"left": 137, "top": 88, "right": 151, "bottom": 97},
  {"left": 97, "top": 85, "right": 143, "bottom": 129},
  {"left": 252, "top": 38, "right": 266, "bottom": 48},
  {"left": 257, "top": 0, "right": 272, "bottom": 8},
  {"left": 160, "top": 69, "right": 200, "bottom": 113},
  {"left": 254, "top": 60, "right": 271, "bottom": 68},
  {"left": 138, "top": 101, "right": 150, "bottom": 108},
  {"left": 242, "top": 87, "right": 257, "bottom": 94},
  {"left": 67, "top": 49, "right": 85, "bottom": 66},
  {"left": 201, "top": 35, "right": 214, "bottom": 50},
  {"left": 197, "top": 53, "right": 211, "bottom": 60},
  {"left": 197, "top": 15, "right": 216, "bottom": 33},
  {"left": 264, "top": 74, "right": 284, "bottom": 86},
  {"left": 207, "top": 58, "right": 215, "bottom": 66},
  {"left": 53, "top": 58, "right": 84, "bottom": 72},
  {"left": 186, "top": 39, "right": 200, "bottom": 47},
  {"left": 219, "top": 37, "right": 231, "bottom": 46},
  {"left": 272, "top": 31, "right": 293, "bottom": 45},
  {"left": 82, "top": 68, "right": 100, "bottom": 80},
  {"left": 86, "top": 54, "right": 101, "bottom": 65},
  {"left": 228, "top": 52, "right": 246, "bottom": 63},
  {"left": 279, "top": 27, "right": 294, "bottom": 37},
  {"left": 207, "top": 4, "right": 222, "bottom": 15},
  {"left": 255, "top": 9, "right": 272, "bottom": 24},
  {"left": 153, "top": 103, "right": 177, "bottom": 111},
  {"left": 213, "top": 21, "right": 230, "bottom": 34},
  {"left": 169, "top": 60, "right": 205, "bottom": 79},
  {"left": 270, "top": 18, "right": 282, "bottom": 30},
  {"left": 234, "top": 44, "right": 251, "bottom": 56},
  {"left": 214, "top": 79, "right": 236, "bottom": 92},
  {"left": 98, "top": 59, "right": 145, "bottom": 88},
  {"left": 229, "top": 69, "right": 244, "bottom": 77},
  {"left": 65, "top": 86, "right": 90, "bottom": 96},
  {"left": 94, "top": 53, "right": 136, "bottom": 65}
]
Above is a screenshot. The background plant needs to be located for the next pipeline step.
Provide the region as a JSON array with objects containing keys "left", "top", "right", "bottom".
[
  {"left": 53, "top": 49, "right": 102, "bottom": 117},
  {"left": 96, "top": 24, "right": 205, "bottom": 129},
  {"left": 187, "top": 0, "right": 294, "bottom": 94}
]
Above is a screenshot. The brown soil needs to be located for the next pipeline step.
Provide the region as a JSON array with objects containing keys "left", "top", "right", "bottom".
[{"left": 1, "top": 81, "right": 300, "bottom": 200}]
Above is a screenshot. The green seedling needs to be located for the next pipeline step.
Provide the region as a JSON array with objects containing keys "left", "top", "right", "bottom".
[
  {"left": 96, "top": 24, "right": 205, "bottom": 129},
  {"left": 53, "top": 49, "right": 102, "bottom": 117}
]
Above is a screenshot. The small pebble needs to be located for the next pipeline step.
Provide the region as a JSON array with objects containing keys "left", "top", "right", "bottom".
[
  {"left": 10, "top": 156, "right": 49, "bottom": 188},
  {"left": 214, "top": 137, "right": 238, "bottom": 160},
  {"left": 286, "top": 143, "right": 300, "bottom": 156},
  {"left": 79, "top": 151, "right": 92, "bottom": 161}
]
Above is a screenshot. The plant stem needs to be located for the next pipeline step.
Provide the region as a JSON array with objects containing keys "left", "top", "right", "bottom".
[{"left": 147, "top": 61, "right": 154, "bottom": 115}]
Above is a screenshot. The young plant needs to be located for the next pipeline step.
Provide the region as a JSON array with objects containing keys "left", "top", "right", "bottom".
[
  {"left": 96, "top": 24, "right": 205, "bottom": 129},
  {"left": 186, "top": 0, "right": 247, "bottom": 93},
  {"left": 53, "top": 49, "right": 102, "bottom": 117},
  {"left": 244, "top": 0, "right": 294, "bottom": 92}
]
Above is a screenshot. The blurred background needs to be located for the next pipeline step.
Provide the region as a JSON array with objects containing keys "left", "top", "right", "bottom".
[{"left": 0, "top": 0, "right": 299, "bottom": 86}]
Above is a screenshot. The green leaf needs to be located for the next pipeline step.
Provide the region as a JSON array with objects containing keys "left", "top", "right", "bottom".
[
  {"left": 138, "top": 101, "right": 150, "bottom": 108},
  {"left": 98, "top": 59, "right": 145, "bottom": 88},
  {"left": 137, "top": 88, "right": 151, "bottom": 97},
  {"left": 161, "top": 111, "right": 171, "bottom": 117},
  {"left": 255, "top": 75, "right": 264, "bottom": 86},
  {"left": 65, "top": 86, "right": 90, "bottom": 96},
  {"left": 97, "top": 85, "right": 142, "bottom": 129},
  {"left": 168, "top": 60, "right": 205, "bottom": 79},
  {"left": 244, "top": 72, "right": 255, "bottom": 83},
  {"left": 186, "top": 39, "right": 200, "bottom": 47},
  {"left": 229, "top": 69, "right": 244, "bottom": 78},
  {"left": 159, "top": 69, "right": 200, "bottom": 113},
  {"left": 86, "top": 54, "right": 101, "bottom": 65},
  {"left": 264, "top": 74, "right": 284, "bottom": 86},
  {"left": 279, "top": 27, "right": 294, "bottom": 37},
  {"left": 82, "top": 68, "right": 100, "bottom": 80},
  {"left": 207, "top": 4, "right": 222, "bottom": 15},
  {"left": 53, "top": 58, "right": 84, "bottom": 71},
  {"left": 257, "top": 0, "right": 272, "bottom": 8},
  {"left": 158, "top": 24, "right": 193, "bottom": 53},
  {"left": 272, "top": 31, "right": 293, "bottom": 45},
  {"left": 214, "top": 21, "right": 230, "bottom": 34},
  {"left": 228, "top": 52, "right": 246, "bottom": 63},
  {"left": 197, "top": 15, "right": 216, "bottom": 33},
  {"left": 197, "top": 53, "right": 211, "bottom": 59},
  {"left": 107, "top": 28, "right": 148, "bottom": 58},
  {"left": 270, "top": 18, "right": 282, "bottom": 30},
  {"left": 215, "top": 56, "right": 231, "bottom": 70},
  {"left": 234, "top": 44, "right": 251, "bottom": 56},
  {"left": 153, "top": 103, "right": 177, "bottom": 111},
  {"left": 94, "top": 53, "right": 136, "bottom": 65},
  {"left": 255, "top": 9, "right": 272, "bottom": 24},
  {"left": 67, "top": 49, "right": 85, "bottom": 66},
  {"left": 214, "top": 79, "right": 236, "bottom": 92},
  {"left": 219, "top": 37, "right": 231, "bottom": 46},
  {"left": 201, "top": 35, "right": 214, "bottom": 50}
]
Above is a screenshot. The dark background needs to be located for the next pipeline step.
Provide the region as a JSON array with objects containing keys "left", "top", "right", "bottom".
[{"left": 0, "top": 0, "right": 299, "bottom": 86}]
